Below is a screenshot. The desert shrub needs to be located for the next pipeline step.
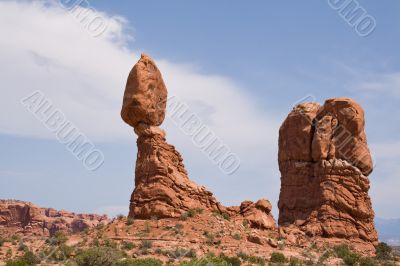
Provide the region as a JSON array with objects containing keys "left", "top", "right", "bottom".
[
  {"left": 167, "top": 248, "right": 196, "bottom": 259},
  {"left": 126, "top": 217, "right": 134, "bottom": 226},
  {"left": 202, "top": 231, "right": 221, "bottom": 245},
  {"left": 50, "top": 244, "right": 74, "bottom": 261},
  {"left": 219, "top": 254, "right": 241, "bottom": 266},
  {"left": 289, "top": 256, "right": 300, "bottom": 266},
  {"left": 222, "top": 213, "right": 230, "bottom": 220},
  {"left": 122, "top": 241, "right": 135, "bottom": 250},
  {"left": 317, "top": 249, "right": 334, "bottom": 263},
  {"left": 333, "top": 244, "right": 362, "bottom": 266},
  {"left": 47, "top": 231, "right": 68, "bottom": 245},
  {"left": 117, "top": 214, "right": 125, "bottom": 220},
  {"left": 18, "top": 240, "right": 28, "bottom": 252},
  {"left": 6, "top": 250, "right": 40, "bottom": 266},
  {"left": 104, "top": 238, "right": 118, "bottom": 248},
  {"left": 232, "top": 233, "right": 241, "bottom": 240},
  {"left": 376, "top": 242, "right": 392, "bottom": 260},
  {"left": 248, "top": 256, "right": 266, "bottom": 266},
  {"left": 270, "top": 252, "right": 285, "bottom": 264},
  {"left": 343, "top": 252, "right": 360, "bottom": 266},
  {"left": 0, "top": 237, "right": 5, "bottom": 247},
  {"left": 334, "top": 244, "right": 352, "bottom": 258},
  {"left": 143, "top": 222, "right": 151, "bottom": 233},
  {"left": 212, "top": 210, "right": 230, "bottom": 221},
  {"left": 237, "top": 252, "right": 249, "bottom": 261},
  {"left": 141, "top": 240, "right": 153, "bottom": 250},
  {"left": 6, "top": 259, "right": 29, "bottom": 266},
  {"left": 358, "top": 256, "right": 377, "bottom": 266},
  {"left": 75, "top": 247, "right": 122, "bottom": 266},
  {"left": 96, "top": 223, "right": 105, "bottom": 230},
  {"left": 116, "top": 258, "right": 163, "bottom": 266},
  {"left": 180, "top": 253, "right": 239, "bottom": 266},
  {"left": 172, "top": 223, "right": 184, "bottom": 235}
]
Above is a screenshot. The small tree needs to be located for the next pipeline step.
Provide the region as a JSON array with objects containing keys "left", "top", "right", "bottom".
[
  {"left": 270, "top": 252, "right": 285, "bottom": 264},
  {"left": 375, "top": 242, "right": 392, "bottom": 260}
]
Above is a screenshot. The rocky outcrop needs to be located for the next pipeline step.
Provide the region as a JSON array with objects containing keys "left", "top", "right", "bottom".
[
  {"left": 278, "top": 98, "right": 377, "bottom": 249},
  {"left": 122, "top": 54, "right": 276, "bottom": 227},
  {"left": 122, "top": 54, "right": 224, "bottom": 219},
  {"left": 0, "top": 200, "right": 108, "bottom": 236},
  {"left": 238, "top": 199, "right": 275, "bottom": 230}
]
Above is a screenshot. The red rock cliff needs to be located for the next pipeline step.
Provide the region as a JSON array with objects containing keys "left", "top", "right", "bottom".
[{"left": 278, "top": 98, "right": 377, "bottom": 249}]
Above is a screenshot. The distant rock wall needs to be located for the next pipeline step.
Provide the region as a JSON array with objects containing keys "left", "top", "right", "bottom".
[{"left": 0, "top": 200, "right": 107, "bottom": 236}]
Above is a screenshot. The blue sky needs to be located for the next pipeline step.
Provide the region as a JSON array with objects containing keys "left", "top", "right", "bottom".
[{"left": 0, "top": 0, "right": 399, "bottom": 220}]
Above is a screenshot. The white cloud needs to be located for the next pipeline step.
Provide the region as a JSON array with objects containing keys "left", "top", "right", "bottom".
[
  {"left": 355, "top": 72, "right": 400, "bottom": 97},
  {"left": 0, "top": 1, "right": 281, "bottom": 208},
  {"left": 0, "top": 1, "right": 279, "bottom": 142}
]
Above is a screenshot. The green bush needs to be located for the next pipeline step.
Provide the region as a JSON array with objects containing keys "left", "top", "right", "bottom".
[
  {"left": 122, "top": 241, "right": 135, "bottom": 250},
  {"left": 334, "top": 244, "right": 352, "bottom": 258},
  {"left": 358, "top": 256, "right": 377, "bottom": 266},
  {"left": 343, "top": 252, "right": 360, "bottom": 266},
  {"left": 376, "top": 242, "right": 392, "bottom": 260},
  {"left": 232, "top": 233, "right": 241, "bottom": 240},
  {"left": 75, "top": 247, "right": 123, "bottom": 266},
  {"left": 237, "top": 252, "right": 249, "bottom": 261},
  {"left": 6, "top": 260, "right": 29, "bottom": 266},
  {"left": 0, "top": 237, "right": 5, "bottom": 247},
  {"left": 48, "top": 231, "right": 68, "bottom": 245},
  {"left": 203, "top": 231, "right": 216, "bottom": 245},
  {"left": 140, "top": 240, "right": 152, "bottom": 250},
  {"left": 333, "top": 244, "right": 363, "bottom": 266},
  {"left": 168, "top": 248, "right": 196, "bottom": 258},
  {"left": 126, "top": 217, "right": 134, "bottom": 226},
  {"left": 116, "top": 258, "right": 163, "bottom": 266},
  {"left": 270, "top": 252, "right": 285, "bottom": 263},
  {"left": 219, "top": 254, "right": 241, "bottom": 266},
  {"left": 248, "top": 256, "right": 266, "bottom": 266},
  {"left": 180, "top": 253, "right": 240, "bottom": 266},
  {"left": 6, "top": 250, "right": 40, "bottom": 266},
  {"left": 289, "top": 257, "right": 300, "bottom": 266},
  {"left": 50, "top": 244, "right": 74, "bottom": 261}
]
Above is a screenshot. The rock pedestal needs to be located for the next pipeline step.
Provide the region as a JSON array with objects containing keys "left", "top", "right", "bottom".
[{"left": 121, "top": 54, "right": 223, "bottom": 219}]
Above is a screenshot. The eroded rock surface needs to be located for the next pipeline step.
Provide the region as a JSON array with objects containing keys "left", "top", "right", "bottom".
[
  {"left": 278, "top": 98, "right": 377, "bottom": 250},
  {"left": 0, "top": 200, "right": 108, "bottom": 236},
  {"left": 121, "top": 54, "right": 167, "bottom": 128},
  {"left": 122, "top": 54, "right": 276, "bottom": 227},
  {"left": 122, "top": 55, "right": 224, "bottom": 219}
]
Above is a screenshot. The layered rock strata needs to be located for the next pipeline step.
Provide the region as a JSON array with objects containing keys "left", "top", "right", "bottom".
[
  {"left": 0, "top": 200, "right": 107, "bottom": 236},
  {"left": 278, "top": 98, "right": 377, "bottom": 247},
  {"left": 122, "top": 54, "right": 224, "bottom": 219}
]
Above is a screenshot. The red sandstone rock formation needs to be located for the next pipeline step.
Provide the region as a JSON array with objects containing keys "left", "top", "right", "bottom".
[
  {"left": 278, "top": 98, "right": 377, "bottom": 249},
  {"left": 121, "top": 54, "right": 224, "bottom": 219},
  {"left": 121, "top": 54, "right": 276, "bottom": 228},
  {"left": 0, "top": 200, "right": 108, "bottom": 236}
]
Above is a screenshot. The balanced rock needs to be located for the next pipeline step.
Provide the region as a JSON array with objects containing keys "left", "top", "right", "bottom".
[
  {"left": 121, "top": 54, "right": 167, "bottom": 128},
  {"left": 278, "top": 98, "right": 377, "bottom": 249},
  {"left": 122, "top": 55, "right": 223, "bottom": 219}
]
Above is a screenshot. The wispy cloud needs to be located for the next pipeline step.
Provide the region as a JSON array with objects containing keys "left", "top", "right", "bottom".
[{"left": 0, "top": 1, "right": 281, "bottom": 208}]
